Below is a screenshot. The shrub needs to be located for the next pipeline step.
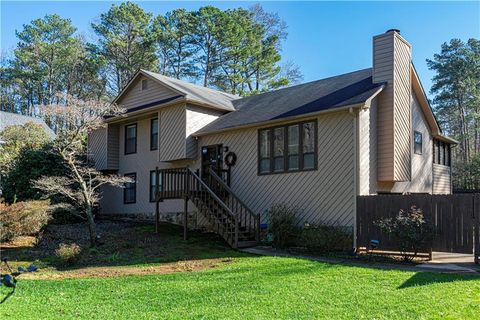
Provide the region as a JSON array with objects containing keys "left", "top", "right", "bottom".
[
  {"left": 375, "top": 206, "right": 435, "bottom": 261},
  {"left": 300, "top": 223, "right": 353, "bottom": 254},
  {"left": 0, "top": 200, "right": 51, "bottom": 242},
  {"left": 55, "top": 243, "right": 82, "bottom": 265},
  {"left": 268, "top": 204, "right": 300, "bottom": 248}
]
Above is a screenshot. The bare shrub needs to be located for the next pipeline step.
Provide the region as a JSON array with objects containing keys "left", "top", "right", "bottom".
[
  {"left": 55, "top": 243, "right": 82, "bottom": 265},
  {"left": 301, "top": 223, "right": 352, "bottom": 254},
  {"left": 268, "top": 204, "right": 300, "bottom": 248}
]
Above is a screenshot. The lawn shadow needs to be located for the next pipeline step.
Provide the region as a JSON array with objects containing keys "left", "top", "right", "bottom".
[{"left": 397, "top": 271, "right": 480, "bottom": 289}]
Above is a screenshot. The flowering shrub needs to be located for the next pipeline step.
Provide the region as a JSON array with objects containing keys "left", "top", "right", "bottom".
[
  {"left": 55, "top": 243, "right": 82, "bottom": 265},
  {"left": 375, "top": 206, "right": 435, "bottom": 261}
]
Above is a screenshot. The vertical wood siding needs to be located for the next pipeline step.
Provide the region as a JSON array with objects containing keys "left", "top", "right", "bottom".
[
  {"left": 377, "top": 92, "right": 433, "bottom": 193},
  {"left": 88, "top": 127, "right": 107, "bottom": 170},
  {"left": 197, "top": 111, "right": 356, "bottom": 226},
  {"left": 358, "top": 99, "right": 378, "bottom": 195},
  {"left": 433, "top": 164, "right": 452, "bottom": 194},
  {"left": 373, "top": 31, "right": 412, "bottom": 182},
  {"left": 159, "top": 104, "right": 187, "bottom": 161},
  {"left": 185, "top": 104, "right": 223, "bottom": 159},
  {"left": 107, "top": 124, "right": 120, "bottom": 169},
  {"left": 117, "top": 76, "right": 179, "bottom": 109}
]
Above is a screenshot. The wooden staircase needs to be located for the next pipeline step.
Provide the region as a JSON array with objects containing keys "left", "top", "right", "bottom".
[{"left": 154, "top": 167, "right": 260, "bottom": 248}]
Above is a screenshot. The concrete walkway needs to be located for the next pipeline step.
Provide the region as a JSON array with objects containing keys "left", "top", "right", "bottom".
[
  {"left": 241, "top": 246, "right": 480, "bottom": 275},
  {"left": 416, "top": 252, "right": 479, "bottom": 273}
]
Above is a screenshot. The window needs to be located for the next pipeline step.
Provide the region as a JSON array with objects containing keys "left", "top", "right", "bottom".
[
  {"left": 273, "top": 127, "right": 285, "bottom": 172},
  {"left": 125, "top": 123, "right": 137, "bottom": 154},
  {"left": 149, "top": 170, "right": 162, "bottom": 202},
  {"left": 259, "top": 130, "right": 270, "bottom": 173},
  {"left": 150, "top": 118, "right": 158, "bottom": 150},
  {"left": 258, "top": 120, "right": 317, "bottom": 175},
  {"left": 288, "top": 125, "right": 299, "bottom": 170},
  {"left": 414, "top": 131, "right": 422, "bottom": 154},
  {"left": 123, "top": 173, "right": 136, "bottom": 204},
  {"left": 141, "top": 79, "right": 148, "bottom": 90},
  {"left": 433, "top": 139, "right": 451, "bottom": 167}
]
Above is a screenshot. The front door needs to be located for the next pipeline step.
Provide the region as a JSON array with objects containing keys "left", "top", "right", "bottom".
[{"left": 201, "top": 144, "right": 223, "bottom": 179}]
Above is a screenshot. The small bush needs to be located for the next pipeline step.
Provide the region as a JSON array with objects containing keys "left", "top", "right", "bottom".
[
  {"left": 0, "top": 200, "right": 51, "bottom": 242},
  {"left": 268, "top": 204, "right": 300, "bottom": 248},
  {"left": 300, "top": 224, "right": 353, "bottom": 254},
  {"left": 375, "top": 206, "right": 435, "bottom": 261},
  {"left": 55, "top": 243, "right": 82, "bottom": 265}
]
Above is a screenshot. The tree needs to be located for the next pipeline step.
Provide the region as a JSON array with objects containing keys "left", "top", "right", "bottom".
[
  {"left": 154, "top": 9, "right": 197, "bottom": 79},
  {"left": 0, "top": 122, "right": 50, "bottom": 181},
  {"left": 34, "top": 94, "right": 130, "bottom": 246},
  {"left": 91, "top": 1, "right": 157, "bottom": 95},
  {"left": 1, "top": 14, "right": 106, "bottom": 121},
  {"left": 190, "top": 6, "right": 227, "bottom": 87},
  {"left": 428, "top": 38, "right": 480, "bottom": 163}
]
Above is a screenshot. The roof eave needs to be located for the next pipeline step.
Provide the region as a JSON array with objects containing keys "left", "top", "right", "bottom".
[{"left": 193, "top": 102, "right": 367, "bottom": 137}]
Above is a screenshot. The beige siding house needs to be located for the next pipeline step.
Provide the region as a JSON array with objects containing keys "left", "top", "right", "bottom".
[{"left": 89, "top": 29, "right": 456, "bottom": 247}]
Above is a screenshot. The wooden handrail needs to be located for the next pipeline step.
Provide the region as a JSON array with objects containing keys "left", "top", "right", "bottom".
[
  {"left": 206, "top": 167, "right": 256, "bottom": 218},
  {"left": 186, "top": 168, "right": 237, "bottom": 220}
]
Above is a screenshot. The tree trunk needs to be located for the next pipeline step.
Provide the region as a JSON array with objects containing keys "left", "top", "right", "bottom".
[{"left": 85, "top": 204, "right": 97, "bottom": 247}]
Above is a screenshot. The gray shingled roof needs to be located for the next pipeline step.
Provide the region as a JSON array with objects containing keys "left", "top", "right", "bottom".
[
  {"left": 142, "top": 70, "right": 239, "bottom": 112},
  {"left": 195, "top": 68, "right": 384, "bottom": 135},
  {"left": 0, "top": 111, "right": 55, "bottom": 139}
]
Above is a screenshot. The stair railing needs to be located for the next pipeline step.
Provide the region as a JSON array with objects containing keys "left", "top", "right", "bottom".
[
  {"left": 206, "top": 167, "right": 260, "bottom": 242},
  {"left": 157, "top": 167, "right": 240, "bottom": 247}
]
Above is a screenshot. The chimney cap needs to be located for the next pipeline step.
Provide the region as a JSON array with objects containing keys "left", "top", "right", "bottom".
[{"left": 386, "top": 29, "right": 400, "bottom": 34}]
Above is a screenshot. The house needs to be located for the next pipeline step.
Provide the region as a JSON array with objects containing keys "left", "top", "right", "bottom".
[
  {"left": 0, "top": 111, "right": 55, "bottom": 140},
  {"left": 89, "top": 29, "right": 456, "bottom": 248}
]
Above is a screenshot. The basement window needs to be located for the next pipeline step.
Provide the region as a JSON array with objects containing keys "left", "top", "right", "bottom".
[
  {"left": 258, "top": 120, "right": 317, "bottom": 175},
  {"left": 123, "top": 173, "right": 136, "bottom": 204},
  {"left": 414, "top": 131, "right": 422, "bottom": 154}
]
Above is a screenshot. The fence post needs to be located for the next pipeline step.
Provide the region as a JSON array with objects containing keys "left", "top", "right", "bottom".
[{"left": 475, "top": 194, "right": 479, "bottom": 264}]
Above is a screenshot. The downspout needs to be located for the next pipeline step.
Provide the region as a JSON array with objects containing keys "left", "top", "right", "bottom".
[{"left": 349, "top": 107, "right": 360, "bottom": 251}]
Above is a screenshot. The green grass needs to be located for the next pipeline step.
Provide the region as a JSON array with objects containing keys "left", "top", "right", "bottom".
[{"left": 1, "top": 256, "right": 479, "bottom": 319}]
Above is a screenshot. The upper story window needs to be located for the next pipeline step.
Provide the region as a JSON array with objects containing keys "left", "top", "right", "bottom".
[
  {"left": 433, "top": 139, "right": 451, "bottom": 166},
  {"left": 125, "top": 123, "right": 137, "bottom": 155},
  {"left": 141, "top": 79, "right": 148, "bottom": 91},
  {"left": 150, "top": 118, "right": 158, "bottom": 150},
  {"left": 258, "top": 120, "right": 317, "bottom": 175},
  {"left": 124, "top": 173, "right": 136, "bottom": 204},
  {"left": 414, "top": 131, "right": 422, "bottom": 154}
]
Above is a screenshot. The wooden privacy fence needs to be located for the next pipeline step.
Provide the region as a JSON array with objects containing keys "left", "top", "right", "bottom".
[{"left": 356, "top": 194, "right": 480, "bottom": 262}]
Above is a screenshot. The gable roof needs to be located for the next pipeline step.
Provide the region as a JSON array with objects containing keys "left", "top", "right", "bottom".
[
  {"left": 0, "top": 111, "right": 55, "bottom": 139},
  {"left": 113, "top": 70, "right": 238, "bottom": 112},
  {"left": 195, "top": 68, "right": 384, "bottom": 135}
]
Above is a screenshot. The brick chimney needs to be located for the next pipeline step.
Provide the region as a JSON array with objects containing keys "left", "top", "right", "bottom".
[{"left": 373, "top": 29, "right": 412, "bottom": 182}]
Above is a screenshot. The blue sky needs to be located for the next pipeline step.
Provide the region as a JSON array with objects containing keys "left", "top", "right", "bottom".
[{"left": 1, "top": 1, "right": 479, "bottom": 97}]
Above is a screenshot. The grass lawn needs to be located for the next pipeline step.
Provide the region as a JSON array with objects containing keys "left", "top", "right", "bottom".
[{"left": 1, "top": 222, "right": 479, "bottom": 319}]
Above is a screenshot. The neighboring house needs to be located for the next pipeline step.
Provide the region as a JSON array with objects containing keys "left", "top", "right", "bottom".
[
  {"left": 89, "top": 29, "right": 456, "bottom": 247},
  {"left": 0, "top": 111, "right": 55, "bottom": 140}
]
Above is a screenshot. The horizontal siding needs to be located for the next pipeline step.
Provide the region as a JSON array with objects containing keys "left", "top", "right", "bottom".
[
  {"left": 117, "top": 75, "right": 179, "bottom": 110},
  {"left": 100, "top": 115, "right": 195, "bottom": 217},
  {"left": 197, "top": 111, "right": 356, "bottom": 226},
  {"left": 433, "top": 164, "right": 451, "bottom": 194}
]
